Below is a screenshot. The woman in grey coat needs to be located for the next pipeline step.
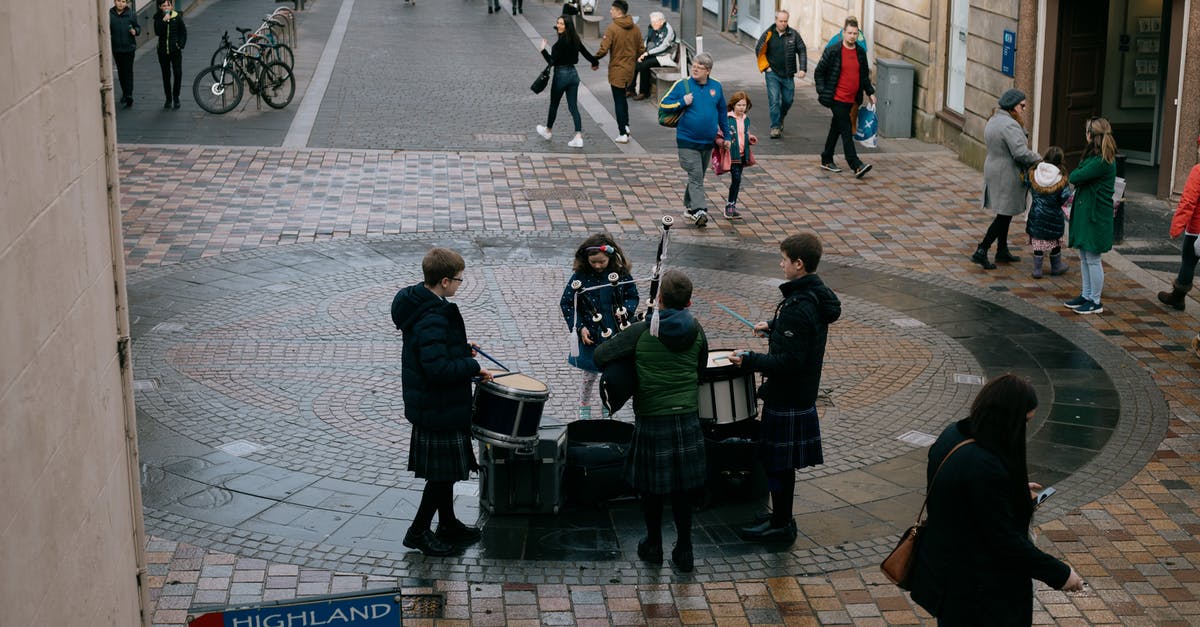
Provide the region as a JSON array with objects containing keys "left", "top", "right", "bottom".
[{"left": 971, "top": 89, "right": 1041, "bottom": 270}]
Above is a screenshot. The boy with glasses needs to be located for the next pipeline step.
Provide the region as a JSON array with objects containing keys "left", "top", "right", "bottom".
[{"left": 390, "top": 248, "right": 495, "bottom": 556}]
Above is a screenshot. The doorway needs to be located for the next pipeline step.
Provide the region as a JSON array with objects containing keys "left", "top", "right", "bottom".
[{"left": 1050, "top": 0, "right": 1109, "bottom": 167}]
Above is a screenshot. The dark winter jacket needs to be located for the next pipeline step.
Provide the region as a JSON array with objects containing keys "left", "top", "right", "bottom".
[
  {"left": 154, "top": 9, "right": 187, "bottom": 55},
  {"left": 1024, "top": 162, "right": 1071, "bottom": 241},
  {"left": 1067, "top": 154, "right": 1117, "bottom": 254},
  {"left": 813, "top": 41, "right": 873, "bottom": 108},
  {"left": 909, "top": 420, "right": 1071, "bottom": 625},
  {"left": 755, "top": 26, "right": 807, "bottom": 78},
  {"left": 109, "top": 5, "right": 141, "bottom": 53},
  {"left": 559, "top": 270, "right": 639, "bottom": 372},
  {"left": 596, "top": 15, "right": 645, "bottom": 88},
  {"left": 740, "top": 274, "right": 840, "bottom": 408},
  {"left": 593, "top": 310, "right": 708, "bottom": 417},
  {"left": 542, "top": 33, "right": 598, "bottom": 68},
  {"left": 390, "top": 284, "right": 481, "bottom": 430}
]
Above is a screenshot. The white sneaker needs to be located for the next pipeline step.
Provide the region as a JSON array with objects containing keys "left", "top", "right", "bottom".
[
  {"left": 567, "top": 136, "right": 583, "bottom": 148},
  {"left": 613, "top": 134, "right": 630, "bottom": 144},
  {"left": 536, "top": 125, "right": 552, "bottom": 140}
]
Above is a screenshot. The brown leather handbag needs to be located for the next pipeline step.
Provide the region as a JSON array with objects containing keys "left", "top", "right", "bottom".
[{"left": 880, "top": 438, "right": 975, "bottom": 589}]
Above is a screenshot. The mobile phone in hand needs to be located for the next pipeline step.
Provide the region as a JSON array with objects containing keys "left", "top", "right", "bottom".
[{"left": 1035, "top": 486, "right": 1056, "bottom": 508}]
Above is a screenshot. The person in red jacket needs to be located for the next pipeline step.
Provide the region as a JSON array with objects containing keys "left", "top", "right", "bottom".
[{"left": 1157, "top": 136, "right": 1200, "bottom": 311}]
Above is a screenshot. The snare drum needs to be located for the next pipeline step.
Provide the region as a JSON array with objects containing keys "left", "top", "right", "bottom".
[
  {"left": 472, "top": 373, "right": 550, "bottom": 449},
  {"left": 697, "top": 349, "right": 757, "bottom": 424}
]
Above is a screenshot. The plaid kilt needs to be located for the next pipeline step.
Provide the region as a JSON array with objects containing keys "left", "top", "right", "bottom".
[
  {"left": 758, "top": 405, "right": 823, "bottom": 473},
  {"left": 408, "top": 426, "right": 476, "bottom": 482},
  {"left": 625, "top": 412, "right": 707, "bottom": 495}
]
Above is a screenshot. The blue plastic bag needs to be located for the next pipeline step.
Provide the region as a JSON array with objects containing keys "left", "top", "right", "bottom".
[{"left": 854, "top": 103, "right": 878, "bottom": 148}]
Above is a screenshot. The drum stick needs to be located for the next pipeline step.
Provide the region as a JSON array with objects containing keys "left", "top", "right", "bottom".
[
  {"left": 715, "top": 303, "right": 756, "bottom": 330},
  {"left": 473, "top": 345, "right": 509, "bottom": 371}
]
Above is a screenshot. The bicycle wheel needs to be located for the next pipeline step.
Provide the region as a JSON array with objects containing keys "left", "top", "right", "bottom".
[
  {"left": 258, "top": 61, "right": 295, "bottom": 109},
  {"left": 270, "top": 43, "right": 294, "bottom": 70},
  {"left": 193, "top": 65, "right": 244, "bottom": 114},
  {"left": 210, "top": 43, "right": 231, "bottom": 70}
]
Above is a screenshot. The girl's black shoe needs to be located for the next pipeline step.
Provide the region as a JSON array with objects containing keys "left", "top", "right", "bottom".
[
  {"left": 637, "top": 537, "right": 663, "bottom": 564},
  {"left": 671, "top": 544, "right": 694, "bottom": 572},
  {"left": 402, "top": 528, "right": 456, "bottom": 556}
]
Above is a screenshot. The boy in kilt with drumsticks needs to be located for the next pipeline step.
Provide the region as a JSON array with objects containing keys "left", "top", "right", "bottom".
[
  {"left": 729, "top": 233, "right": 841, "bottom": 543},
  {"left": 594, "top": 270, "right": 707, "bottom": 572},
  {"left": 390, "top": 248, "right": 496, "bottom": 556}
]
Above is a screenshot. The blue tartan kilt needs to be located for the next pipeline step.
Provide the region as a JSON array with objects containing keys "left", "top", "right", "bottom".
[
  {"left": 408, "top": 426, "right": 476, "bottom": 482},
  {"left": 757, "top": 405, "right": 823, "bottom": 473},
  {"left": 625, "top": 412, "right": 707, "bottom": 495}
]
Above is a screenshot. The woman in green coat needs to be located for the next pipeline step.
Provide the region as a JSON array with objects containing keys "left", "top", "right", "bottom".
[{"left": 1064, "top": 117, "right": 1118, "bottom": 315}]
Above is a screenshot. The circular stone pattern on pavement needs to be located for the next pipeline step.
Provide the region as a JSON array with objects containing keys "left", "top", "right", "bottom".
[{"left": 129, "top": 233, "right": 1166, "bottom": 583}]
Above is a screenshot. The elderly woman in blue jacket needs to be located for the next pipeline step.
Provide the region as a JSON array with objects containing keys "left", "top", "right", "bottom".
[{"left": 659, "top": 52, "right": 729, "bottom": 228}]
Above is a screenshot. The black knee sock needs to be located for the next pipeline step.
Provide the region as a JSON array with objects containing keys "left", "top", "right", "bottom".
[
  {"left": 641, "top": 493, "right": 664, "bottom": 547},
  {"left": 770, "top": 472, "right": 796, "bottom": 527},
  {"left": 412, "top": 481, "right": 447, "bottom": 532},
  {"left": 1050, "top": 246, "right": 1061, "bottom": 255},
  {"left": 433, "top": 481, "right": 456, "bottom": 527},
  {"left": 670, "top": 491, "right": 694, "bottom": 548}
]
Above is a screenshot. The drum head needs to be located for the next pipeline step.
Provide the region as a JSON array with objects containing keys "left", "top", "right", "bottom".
[
  {"left": 706, "top": 350, "right": 737, "bottom": 369},
  {"left": 489, "top": 373, "right": 548, "bottom": 393}
]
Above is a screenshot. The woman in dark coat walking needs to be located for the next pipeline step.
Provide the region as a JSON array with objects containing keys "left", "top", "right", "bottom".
[
  {"left": 909, "top": 375, "right": 1083, "bottom": 625},
  {"left": 536, "top": 16, "right": 599, "bottom": 148}
]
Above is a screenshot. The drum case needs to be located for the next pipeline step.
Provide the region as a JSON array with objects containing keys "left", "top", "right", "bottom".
[
  {"left": 479, "top": 424, "right": 566, "bottom": 515},
  {"left": 564, "top": 419, "right": 635, "bottom": 506}
]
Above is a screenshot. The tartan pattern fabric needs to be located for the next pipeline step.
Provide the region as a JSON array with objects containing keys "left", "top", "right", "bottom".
[
  {"left": 625, "top": 412, "right": 707, "bottom": 495},
  {"left": 408, "top": 426, "right": 476, "bottom": 482},
  {"left": 757, "top": 405, "right": 823, "bottom": 473}
]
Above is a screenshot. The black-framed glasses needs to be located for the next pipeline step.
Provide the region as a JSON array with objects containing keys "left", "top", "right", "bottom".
[{"left": 448, "top": 276, "right": 465, "bottom": 283}]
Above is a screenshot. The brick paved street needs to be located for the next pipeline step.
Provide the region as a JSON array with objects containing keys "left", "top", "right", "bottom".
[{"left": 116, "top": 0, "right": 1200, "bottom": 625}]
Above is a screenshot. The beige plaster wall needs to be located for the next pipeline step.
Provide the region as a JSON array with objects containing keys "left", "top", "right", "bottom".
[
  {"left": 0, "top": 0, "right": 145, "bottom": 624},
  {"left": 1173, "top": 2, "right": 1200, "bottom": 195}
]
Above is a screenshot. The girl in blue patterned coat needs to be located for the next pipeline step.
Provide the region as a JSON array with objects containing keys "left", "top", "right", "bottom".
[
  {"left": 723, "top": 91, "right": 758, "bottom": 219},
  {"left": 560, "top": 234, "right": 639, "bottom": 418}
]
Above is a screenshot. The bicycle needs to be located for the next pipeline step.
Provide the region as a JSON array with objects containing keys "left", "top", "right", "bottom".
[
  {"left": 192, "top": 42, "right": 295, "bottom": 114},
  {"left": 210, "top": 26, "right": 293, "bottom": 71}
]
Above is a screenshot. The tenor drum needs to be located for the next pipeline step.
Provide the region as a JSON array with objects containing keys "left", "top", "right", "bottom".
[
  {"left": 697, "top": 349, "right": 757, "bottom": 424},
  {"left": 472, "top": 373, "right": 549, "bottom": 449}
]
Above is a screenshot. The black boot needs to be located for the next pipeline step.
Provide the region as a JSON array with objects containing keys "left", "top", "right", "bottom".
[
  {"left": 1157, "top": 280, "right": 1191, "bottom": 311},
  {"left": 970, "top": 247, "right": 997, "bottom": 270},
  {"left": 994, "top": 247, "right": 1020, "bottom": 263}
]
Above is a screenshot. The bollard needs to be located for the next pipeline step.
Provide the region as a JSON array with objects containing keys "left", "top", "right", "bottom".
[{"left": 1112, "top": 153, "right": 1127, "bottom": 244}]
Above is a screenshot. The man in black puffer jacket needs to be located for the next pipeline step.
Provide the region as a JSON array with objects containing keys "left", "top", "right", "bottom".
[
  {"left": 813, "top": 16, "right": 875, "bottom": 178},
  {"left": 390, "top": 248, "right": 495, "bottom": 556},
  {"left": 730, "top": 233, "right": 841, "bottom": 543}
]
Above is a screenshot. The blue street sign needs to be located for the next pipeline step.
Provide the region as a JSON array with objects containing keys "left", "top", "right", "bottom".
[
  {"left": 188, "top": 588, "right": 406, "bottom": 627},
  {"left": 1001, "top": 30, "right": 1016, "bottom": 77}
]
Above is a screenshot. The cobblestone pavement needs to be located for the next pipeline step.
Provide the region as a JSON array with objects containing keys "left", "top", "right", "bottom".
[{"left": 116, "top": 0, "right": 1200, "bottom": 625}]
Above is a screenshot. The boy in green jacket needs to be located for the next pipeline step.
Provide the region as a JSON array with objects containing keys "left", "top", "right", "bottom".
[{"left": 594, "top": 270, "right": 707, "bottom": 572}]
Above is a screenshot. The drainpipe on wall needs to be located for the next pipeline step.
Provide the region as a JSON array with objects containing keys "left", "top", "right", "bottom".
[
  {"left": 96, "top": 2, "right": 152, "bottom": 625},
  {"left": 1016, "top": 0, "right": 1038, "bottom": 137}
]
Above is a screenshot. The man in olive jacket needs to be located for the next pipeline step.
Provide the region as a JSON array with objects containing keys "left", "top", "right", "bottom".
[
  {"left": 594, "top": 270, "right": 707, "bottom": 573},
  {"left": 595, "top": 0, "right": 644, "bottom": 144}
]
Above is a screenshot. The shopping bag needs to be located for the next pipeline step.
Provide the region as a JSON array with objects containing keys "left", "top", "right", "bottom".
[
  {"left": 711, "top": 144, "right": 731, "bottom": 175},
  {"left": 854, "top": 103, "right": 878, "bottom": 148}
]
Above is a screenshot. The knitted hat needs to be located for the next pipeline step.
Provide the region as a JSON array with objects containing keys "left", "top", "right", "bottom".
[{"left": 998, "top": 89, "right": 1026, "bottom": 111}]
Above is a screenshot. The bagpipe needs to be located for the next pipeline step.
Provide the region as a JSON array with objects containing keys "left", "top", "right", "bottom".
[{"left": 591, "top": 216, "right": 674, "bottom": 414}]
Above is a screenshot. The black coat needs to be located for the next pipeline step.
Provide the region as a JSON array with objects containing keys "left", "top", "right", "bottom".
[
  {"left": 109, "top": 6, "right": 141, "bottom": 53},
  {"left": 909, "top": 421, "right": 1070, "bottom": 625},
  {"left": 154, "top": 10, "right": 187, "bottom": 54},
  {"left": 741, "top": 274, "right": 840, "bottom": 409},
  {"left": 813, "top": 41, "right": 873, "bottom": 107},
  {"left": 390, "top": 284, "right": 481, "bottom": 430}
]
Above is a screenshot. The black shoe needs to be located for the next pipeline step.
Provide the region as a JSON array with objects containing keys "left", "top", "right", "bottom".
[
  {"left": 970, "top": 248, "right": 997, "bottom": 270},
  {"left": 164, "top": 100, "right": 172, "bottom": 109},
  {"left": 122, "top": 97, "right": 133, "bottom": 109},
  {"left": 671, "top": 544, "right": 694, "bottom": 572},
  {"left": 739, "top": 520, "right": 797, "bottom": 543},
  {"left": 637, "top": 537, "right": 663, "bottom": 564},
  {"left": 403, "top": 528, "right": 457, "bottom": 556},
  {"left": 820, "top": 161, "right": 842, "bottom": 173},
  {"left": 994, "top": 249, "right": 1020, "bottom": 263},
  {"left": 435, "top": 519, "right": 482, "bottom": 545},
  {"left": 173, "top": 99, "right": 181, "bottom": 109},
  {"left": 854, "top": 163, "right": 873, "bottom": 179},
  {"left": 752, "top": 511, "right": 772, "bottom": 524},
  {"left": 488, "top": 6, "right": 494, "bottom": 13},
  {"left": 512, "top": 5, "right": 516, "bottom": 13}
]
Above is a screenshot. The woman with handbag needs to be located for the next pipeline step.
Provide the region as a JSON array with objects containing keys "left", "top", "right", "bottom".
[
  {"left": 537, "top": 17, "right": 600, "bottom": 149},
  {"left": 908, "top": 375, "right": 1083, "bottom": 624}
]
